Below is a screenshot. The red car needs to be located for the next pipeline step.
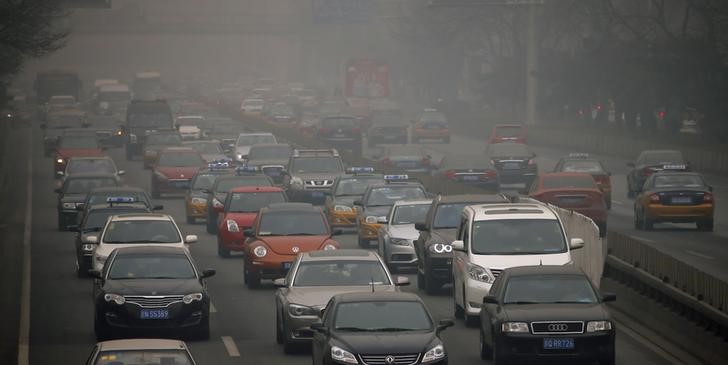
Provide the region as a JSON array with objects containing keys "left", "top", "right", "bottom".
[
  {"left": 529, "top": 172, "right": 608, "bottom": 237},
  {"left": 151, "top": 147, "right": 205, "bottom": 198},
  {"left": 242, "top": 203, "right": 341, "bottom": 288},
  {"left": 54, "top": 134, "right": 104, "bottom": 175},
  {"left": 488, "top": 123, "right": 527, "bottom": 144},
  {"left": 215, "top": 186, "right": 288, "bottom": 258}
]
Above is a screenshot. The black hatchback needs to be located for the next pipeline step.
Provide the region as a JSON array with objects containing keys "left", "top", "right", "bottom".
[{"left": 311, "top": 292, "right": 453, "bottom": 365}]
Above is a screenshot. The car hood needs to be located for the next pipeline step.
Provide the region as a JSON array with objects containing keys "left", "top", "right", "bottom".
[
  {"left": 284, "top": 285, "right": 397, "bottom": 307},
  {"left": 332, "top": 196, "right": 361, "bottom": 207},
  {"left": 155, "top": 166, "right": 199, "bottom": 179},
  {"left": 388, "top": 224, "right": 419, "bottom": 240},
  {"left": 201, "top": 153, "right": 229, "bottom": 163},
  {"left": 56, "top": 148, "right": 104, "bottom": 158},
  {"left": 471, "top": 252, "right": 571, "bottom": 270},
  {"left": 503, "top": 303, "right": 609, "bottom": 322},
  {"left": 292, "top": 172, "right": 343, "bottom": 181},
  {"left": 257, "top": 235, "right": 332, "bottom": 255},
  {"left": 333, "top": 330, "right": 437, "bottom": 354},
  {"left": 363, "top": 206, "right": 391, "bottom": 218},
  {"left": 246, "top": 158, "right": 289, "bottom": 167},
  {"left": 431, "top": 228, "right": 457, "bottom": 244},
  {"left": 223, "top": 212, "right": 258, "bottom": 228},
  {"left": 103, "top": 278, "right": 202, "bottom": 296}
]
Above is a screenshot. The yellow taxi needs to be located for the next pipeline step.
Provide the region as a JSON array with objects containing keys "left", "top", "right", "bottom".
[
  {"left": 634, "top": 170, "right": 714, "bottom": 231},
  {"left": 324, "top": 168, "right": 385, "bottom": 227},
  {"left": 184, "top": 163, "right": 233, "bottom": 224}
]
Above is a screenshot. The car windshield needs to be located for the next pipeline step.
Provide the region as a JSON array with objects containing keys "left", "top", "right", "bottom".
[
  {"left": 560, "top": 160, "right": 605, "bottom": 174},
  {"left": 488, "top": 143, "right": 530, "bottom": 157},
  {"left": 392, "top": 203, "right": 430, "bottom": 225},
  {"left": 87, "top": 191, "right": 148, "bottom": 206},
  {"left": 322, "top": 118, "right": 356, "bottom": 128},
  {"left": 83, "top": 209, "right": 147, "bottom": 232},
  {"left": 334, "top": 301, "right": 432, "bottom": 331},
  {"left": 49, "top": 116, "right": 84, "bottom": 128},
  {"left": 290, "top": 157, "right": 343, "bottom": 173},
  {"left": 191, "top": 174, "right": 219, "bottom": 190},
  {"left": 653, "top": 174, "right": 706, "bottom": 188},
  {"left": 542, "top": 175, "right": 597, "bottom": 190},
  {"left": 366, "top": 187, "right": 427, "bottom": 206},
  {"left": 216, "top": 177, "right": 272, "bottom": 192},
  {"left": 638, "top": 151, "right": 685, "bottom": 165},
  {"left": 495, "top": 126, "right": 523, "bottom": 137},
  {"left": 471, "top": 219, "right": 567, "bottom": 255},
  {"left": 186, "top": 142, "right": 222, "bottom": 154},
  {"left": 433, "top": 203, "right": 471, "bottom": 229},
  {"left": 237, "top": 134, "right": 276, "bottom": 146},
  {"left": 228, "top": 191, "right": 286, "bottom": 212},
  {"left": 294, "top": 260, "right": 391, "bottom": 286},
  {"left": 59, "top": 136, "right": 98, "bottom": 149},
  {"left": 128, "top": 113, "right": 172, "bottom": 127},
  {"left": 94, "top": 350, "right": 193, "bottom": 365},
  {"left": 65, "top": 178, "right": 117, "bottom": 194},
  {"left": 257, "top": 211, "right": 327, "bottom": 236},
  {"left": 67, "top": 159, "right": 115, "bottom": 174},
  {"left": 108, "top": 254, "right": 196, "bottom": 280},
  {"left": 335, "top": 177, "right": 386, "bottom": 196},
  {"left": 157, "top": 153, "right": 203, "bottom": 167},
  {"left": 248, "top": 145, "right": 291, "bottom": 160},
  {"left": 103, "top": 220, "right": 181, "bottom": 244},
  {"left": 421, "top": 112, "right": 447, "bottom": 124},
  {"left": 503, "top": 275, "right": 598, "bottom": 304},
  {"left": 98, "top": 91, "right": 129, "bottom": 102},
  {"left": 146, "top": 134, "right": 181, "bottom": 145},
  {"left": 440, "top": 155, "right": 491, "bottom": 169}
]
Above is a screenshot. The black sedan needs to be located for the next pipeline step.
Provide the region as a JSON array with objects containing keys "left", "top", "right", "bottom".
[
  {"left": 485, "top": 142, "right": 537, "bottom": 191},
  {"left": 55, "top": 173, "right": 120, "bottom": 231},
  {"left": 311, "top": 292, "right": 453, "bottom": 365},
  {"left": 90, "top": 246, "right": 216, "bottom": 341},
  {"left": 479, "top": 265, "right": 616, "bottom": 365}
]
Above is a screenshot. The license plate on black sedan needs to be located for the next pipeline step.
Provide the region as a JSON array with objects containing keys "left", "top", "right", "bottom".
[
  {"left": 139, "top": 309, "right": 169, "bottom": 320},
  {"left": 462, "top": 175, "right": 480, "bottom": 181},
  {"left": 282, "top": 262, "right": 292, "bottom": 270},
  {"left": 543, "top": 338, "right": 575, "bottom": 350}
]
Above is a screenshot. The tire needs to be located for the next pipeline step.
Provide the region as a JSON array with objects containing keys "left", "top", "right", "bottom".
[
  {"left": 641, "top": 212, "right": 653, "bottom": 231},
  {"left": 217, "top": 240, "right": 231, "bottom": 258},
  {"left": 206, "top": 215, "right": 218, "bottom": 234},
  {"left": 480, "top": 329, "right": 493, "bottom": 360},
  {"left": 245, "top": 267, "right": 260, "bottom": 289},
  {"left": 282, "top": 320, "right": 297, "bottom": 354},
  {"left": 598, "top": 222, "right": 607, "bottom": 238},
  {"left": 454, "top": 292, "right": 464, "bottom": 319},
  {"left": 424, "top": 273, "right": 439, "bottom": 295},
  {"left": 276, "top": 311, "right": 284, "bottom": 344},
  {"left": 492, "top": 338, "right": 508, "bottom": 365},
  {"left": 697, "top": 219, "right": 714, "bottom": 232},
  {"left": 94, "top": 315, "right": 112, "bottom": 342}
]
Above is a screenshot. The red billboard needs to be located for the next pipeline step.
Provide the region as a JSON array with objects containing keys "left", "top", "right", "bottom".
[{"left": 344, "top": 59, "right": 389, "bottom": 98}]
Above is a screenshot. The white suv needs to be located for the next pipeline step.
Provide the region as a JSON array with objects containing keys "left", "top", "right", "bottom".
[{"left": 451, "top": 203, "right": 584, "bottom": 324}]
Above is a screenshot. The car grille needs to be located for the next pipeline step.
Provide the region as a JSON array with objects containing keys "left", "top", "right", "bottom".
[
  {"left": 305, "top": 180, "right": 333, "bottom": 187},
  {"left": 124, "top": 295, "right": 184, "bottom": 308},
  {"left": 359, "top": 353, "right": 421, "bottom": 365},
  {"left": 531, "top": 321, "right": 584, "bottom": 334}
]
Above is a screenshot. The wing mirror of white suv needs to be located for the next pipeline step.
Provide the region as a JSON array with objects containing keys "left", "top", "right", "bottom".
[
  {"left": 185, "top": 235, "right": 198, "bottom": 244},
  {"left": 569, "top": 238, "right": 585, "bottom": 250},
  {"left": 451, "top": 240, "right": 465, "bottom": 251}
]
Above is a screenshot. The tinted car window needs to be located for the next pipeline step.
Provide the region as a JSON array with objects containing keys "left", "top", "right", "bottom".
[
  {"left": 392, "top": 204, "right": 430, "bottom": 225},
  {"left": 335, "top": 177, "right": 386, "bottom": 196},
  {"left": 65, "top": 178, "right": 117, "bottom": 194},
  {"left": 228, "top": 192, "right": 286, "bottom": 212},
  {"left": 248, "top": 145, "right": 291, "bottom": 160},
  {"left": 494, "top": 126, "right": 523, "bottom": 137},
  {"left": 322, "top": 118, "right": 357, "bottom": 128},
  {"left": 294, "top": 260, "right": 390, "bottom": 286},
  {"left": 541, "top": 175, "right": 597, "bottom": 190},
  {"left": 334, "top": 301, "right": 432, "bottom": 331},
  {"left": 560, "top": 160, "right": 605, "bottom": 174},
  {"left": 488, "top": 143, "right": 530, "bottom": 157},
  {"left": 158, "top": 153, "right": 203, "bottom": 167},
  {"left": 653, "top": 174, "right": 705, "bottom": 188},
  {"left": 471, "top": 219, "right": 566, "bottom": 255},
  {"left": 108, "top": 255, "right": 196, "bottom": 280},
  {"left": 237, "top": 135, "right": 276, "bottom": 146},
  {"left": 67, "top": 159, "right": 115, "bottom": 174},
  {"left": 84, "top": 209, "right": 147, "bottom": 231},
  {"left": 103, "top": 220, "right": 181, "bottom": 243},
  {"left": 366, "top": 186, "right": 427, "bottom": 206},
  {"left": 433, "top": 203, "right": 470, "bottom": 229},
  {"left": 59, "top": 136, "right": 98, "bottom": 149},
  {"left": 258, "top": 211, "right": 327, "bottom": 236},
  {"left": 503, "top": 275, "right": 598, "bottom": 304},
  {"left": 191, "top": 174, "right": 220, "bottom": 190},
  {"left": 638, "top": 151, "right": 685, "bottom": 165}
]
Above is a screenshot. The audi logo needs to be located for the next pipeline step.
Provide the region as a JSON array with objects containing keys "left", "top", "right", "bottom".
[
  {"left": 547, "top": 323, "right": 569, "bottom": 331},
  {"left": 384, "top": 355, "right": 396, "bottom": 365}
]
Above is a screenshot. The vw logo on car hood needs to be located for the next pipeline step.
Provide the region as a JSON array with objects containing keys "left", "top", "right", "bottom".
[{"left": 292, "top": 246, "right": 300, "bottom": 253}]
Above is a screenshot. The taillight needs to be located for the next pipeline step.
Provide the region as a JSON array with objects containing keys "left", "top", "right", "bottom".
[
  {"left": 443, "top": 170, "right": 457, "bottom": 180},
  {"left": 658, "top": 111, "right": 666, "bottom": 119},
  {"left": 483, "top": 169, "right": 497, "bottom": 178},
  {"left": 595, "top": 175, "right": 610, "bottom": 186},
  {"left": 528, "top": 159, "right": 536, "bottom": 165},
  {"left": 703, "top": 193, "right": 713, "bottom": 203},
  {"left": 649, "top": 194, "right": 660, "bottom": 203}
]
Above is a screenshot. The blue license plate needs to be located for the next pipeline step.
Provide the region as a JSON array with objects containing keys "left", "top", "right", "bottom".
[
  {"left": 140, "top": 309, "right": 169, "bottom": 320},
  {"left": 543, "top": 338, "right": 574, "bottom": 350},
  {"left": 671, "top": 197, "right": 692, "bottom": 204},
  {"left": 283, "top": 262, "right": 292, "bottom": 270},
  {"left": 503, "top": 163, "right": 521, "bottom": 170},
  {"left": 462, "top": 175, "right": 479, "bottom": 181},
  {"left": 311, "top": 191, "right": 325, "bottom": 198}
]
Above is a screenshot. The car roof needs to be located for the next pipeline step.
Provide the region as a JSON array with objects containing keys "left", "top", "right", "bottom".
[
  {"left": 502, "top": 265, "right": 586, "bottom": 277},
  {"left": 335, "top": 291, "right": 422, "bottom": 303},
  {"left": 89, "top": 186, "right": 146, "bottom": 193},
  {"left": 97, "top": 338, "right": 188, "bottom": 351},
  {"left": 110, "top": 213, "right": 172, "bottom": 221},
  {"left": 436, "top": 194, "right": 509, "bottom": 204},
  {"left": 467, "top": 203, "right": 557, "bottom": 220},
  {"left": 113, "top": 245, "right": 189, "bottom": 256},
  {"left": 229, "top": 186, "right": 284, "bottom": 193},
  {"left": 303, "top": 249, "right": 379, "bottom": 261}
]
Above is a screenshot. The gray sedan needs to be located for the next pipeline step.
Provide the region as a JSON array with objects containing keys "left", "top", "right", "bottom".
[{"left": 377, "top": 199, "right": 433, "bottom": 272}]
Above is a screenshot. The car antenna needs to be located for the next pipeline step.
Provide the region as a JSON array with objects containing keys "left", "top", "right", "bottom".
[{"left": 539, "top": 259, "right": 543, "bottom": 266}]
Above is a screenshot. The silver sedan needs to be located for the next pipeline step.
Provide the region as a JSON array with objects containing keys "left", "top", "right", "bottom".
[{"left": 377, "top": 199, "right": 433, "bottom": 272}]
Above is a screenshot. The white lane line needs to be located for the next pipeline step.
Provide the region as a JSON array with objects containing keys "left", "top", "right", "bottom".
[
  {"left": 628, "top": 235, "right": 656, "bottom": 243},
  {"left": 613, "top": 318, "right": 685, "bottom": 365},
  {"left": 210, "top": 301, "right": 217, "bottom": 313},
  {"left": 221, "top": 336, "right": 241, "bottom": 357},
  {"left": 685, "top": 250, "right": 715, "bottom": 260},
  {"left": 18, "top": 128, "right": 33, "bottom": 365}
]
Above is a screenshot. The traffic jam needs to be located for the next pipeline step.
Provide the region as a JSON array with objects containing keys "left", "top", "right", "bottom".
[{"left": 13, "top": 66, "right": 716, "bottom": 365}]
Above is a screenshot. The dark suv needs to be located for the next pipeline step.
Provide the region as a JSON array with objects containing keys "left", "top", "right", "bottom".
[
  {"left": 316, "top": 116, "right": 363, "bottom": 156},
  {"left": 414, "top": 194, "right": 509, "bottom": 294}
]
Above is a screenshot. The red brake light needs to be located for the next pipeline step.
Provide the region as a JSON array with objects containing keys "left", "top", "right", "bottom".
[
  {"left": 443, "top": 170, "right": 457, "bottom": 180},
  {"left": 596, "top": 104, "right": 602, "bottom": 110},
  {"left": 703, "top": 193, "right": 713, "bottom": 203},
  {"left": 649, "top": 194, "right": 660, "bottom": 203},
  {"left": 658, "top": 111, "right": 666, "bottom": 119},
  {"left": 483, "top": 169, "right": 497, "bottom": 178}
]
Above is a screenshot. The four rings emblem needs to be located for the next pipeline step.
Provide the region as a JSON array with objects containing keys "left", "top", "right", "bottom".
[
  {"left": 547, "top": 323, "right": 569, "bottom": 331},
  {"left": 384, "top": 355, "right": 396, "bottom": 365}
]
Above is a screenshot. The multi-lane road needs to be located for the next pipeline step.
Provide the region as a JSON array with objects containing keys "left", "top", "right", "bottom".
[{"left": 13, "top": 114, "right": 706, "bottom": 364}]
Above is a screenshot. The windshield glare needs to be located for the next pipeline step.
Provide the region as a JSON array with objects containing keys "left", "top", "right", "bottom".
[
  {"left": 67, "top": 159, "right": 115, "bottom": 174},
  {"left": 654, "top": 174, "right": 705, "bottom": 188},
  {"left": 335, "top": 177, "right": 385, "bottom": 196},
  {"left": 334, "top": 301, "right": 432, "bottom": 331},
  {"left": 471, "top": 219, "right": 566, "bottom": 255},
  {"left": 59, "top": 136, "right": 98, "bottom": 149},
  {"left": 294, "top": 260, "right": 390, "bottom": 286},
  {"left": 290, "top": 157, "right": 342, "bottom": 173},
  {"left": 158, "top": 153, "right": 203, "bottom": 167},
  {"left": 103, "top": 220, "right": 181, "bottom": 243},
  {"left": 108, "top": 255, "right": 196, "bottom": 280},
  {"left": 83, "top": 209, "right": 146, "bottom": 231},
  {"left": 542, "top": 175, "right": 596, "bottom": 190},
  {"left": 392, "top": 204, "right": 430, "bottom": 225},
  {"left": 94, "top": 350, "right": 193, "bottom": 365},
  {"left": 65, "top": 178, "right": 117, "bottom": 194},
  {"left": 489, "top": 144, "right": 530, "bottom": 157},
  {"left": 561, "top": 161, "right": 605, "bottom": 174},
  {"left": 249, "top": 145, "right": 291, "bottom": 160},
  {"left": 367, "top": 187, "right": 426, "bottom": 206},
  {"left": 503, "top": 275, "right": 598, "bottom": 304},
  {"left": 228, "top": 192, "right": 286, "bottom": 212},
  {"left": 258, "top": 211, "right": 327, "bottom": 236}
]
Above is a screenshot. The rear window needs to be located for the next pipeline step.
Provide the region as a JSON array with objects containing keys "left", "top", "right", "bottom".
[
  {"left": 215, "top": 177, "right": 272, "bottom": 192},
  {"left": 542, "top": 175, "right": 596, "bottom": 190},
  {"left": 494, "top": 126, "right": 523, "bottom": 137},
  {"left": 322, "top": 118, "right": 357, "bottom": 128},
  {"left": 228, "top": 191, "right": 286, "bottom": 212},
  {"left": 560, "top": 160, "right": 605, "bottom": 174}
]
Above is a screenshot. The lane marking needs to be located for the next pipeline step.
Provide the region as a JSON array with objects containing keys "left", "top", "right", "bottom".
[
  {"left": 210, "top": 301, "right": 217, "bottom": 313},
  {"left": 613, "top": 317, "right": 685, "bottom": 365},
  {"left": 221, "top": 336, "right": 241, "bottom": 357},
  {"left": 18, "top": 128, "right": 33, "bottom": 365},
  {"left": 685, "top": 250, "right": 715, "bottom": 260},
  {"left": 628, "top": 235, "right": 656, "bottom": 243}
]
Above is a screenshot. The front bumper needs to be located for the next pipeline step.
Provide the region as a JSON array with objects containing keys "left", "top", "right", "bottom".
[
  {"left": 98, "top": 301, "right": 207, "bottom": 332},
  {"left": 496, "top": 331, "right": 614, "bottom": 361},
  {"left": 384, "top": 240, "right": 417, "bottom": 265},
  {"left": 646, "top": 203, "right": 714, "bottom": 222},
  {"left": 424, "top": 255, "right": 453, "bottom": 283},
  {"left": 465, "top": 277, "right": 493, "bottom": 315},
  {"left": 219, "top": 229, "right": 248, "bottom": 252},
  {"left": 247, "top": 255, "right": 298, "bottom": 279},
  {"left": 186, "top": 200, "right": 208, "bottom": 218},
  {"left": 288, "top": 188, "right": 330, "bottom": 205},
  {"left": 284, "top": 313, "right": 319, "bottom": 343},
  {"left": 328, "top": 210, "right": 357, "bottom": 227}
]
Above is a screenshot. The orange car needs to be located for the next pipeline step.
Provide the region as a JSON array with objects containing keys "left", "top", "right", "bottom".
[
  {"left": 242, "top": 203, "right": 341, "bottom": 288},
  {"left": 412, "top": 109, "right": 450, "bottom": 143},
  {"left": 553, "top": 153, "right": 612, "bottom": 209},
  {"left": 529, "top": 172, "right": 607, "bottom": 236},
  {"left": 634, "top": 172, "right": 714, "bottom": 231}
]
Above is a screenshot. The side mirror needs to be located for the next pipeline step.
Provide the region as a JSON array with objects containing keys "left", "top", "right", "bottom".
[
  {"left": 117, "top": 170, "right": 126, "bottom": 176},
  {"left": 243, "top": 228, "right": 254, "bottom": 237},
  {"left": 310, "top": 322, "right": 329, "bottom": 335},
  {"left": 273, "top": 278, "right": 287, "bottom": 287},
  {"left": 451, "top": 240, "right": 465, "bottom": 251},
  {"left": 626, "top": 162, "right": 635, "bottom": 168},
  {"left": 483, "top": 295, "right": 499, "bottom": 304},
  {"left": 185, "top": 235, "right": 198, "bottom": 244},
  {"left": 201, "top": 269, "right": 216, "bottom": 279},
  {"left": 331, "top": 229, "right": 343, "bottom": 236},
  {"left": 569, "top": 238, "right": 585, "bottom": 250},
  {"left": 54, "top": 188, "right": 63, "bottom": 194},
  {"left": 88, "top": 269, "right": 102, "bottom": 279},
  {"left": 353, "top": 200, "right": 362, "bottom": 206},
  {"left": 395, "top": 276, "right": 410, "bottom": 286},
  {"left": 601, "top": 293, "right": 617, "bottom": 302},
  {"left": 153, "top": 205, "right": 164, "bottom": 211},
  {"left": 376, "top": 217, "right": 388, "bottom": 224},
  {"left": 436, "top": 319, "right": 455, "bottom": 333},
  {"left": 414, "top": 222, "right": 427, "bottom": 231},
  {"left": 84, "top": 236, "right": 99, "bottom": 244},
  {"left": 214, "top": 204, "right": 225, "bottom": 213}
]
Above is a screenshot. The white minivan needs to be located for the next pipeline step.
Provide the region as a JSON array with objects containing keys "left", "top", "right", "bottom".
[{"left": 451, "top": 203, "right": 584, "bottom": 324}]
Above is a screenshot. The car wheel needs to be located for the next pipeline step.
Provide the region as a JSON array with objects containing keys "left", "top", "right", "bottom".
[
  {"left": 217, "top": 240, "right": 231, "bottom": 258},
  {"left": 454, "top": 292, "right": 464, "bottom": 319},
  {"left": 424, "top": 272, "right": 439, "bottom": 295},
  {"left": 480, "top": 329, "right": 493, "bottom": 360},
  {"left": 282, "top": 321, "right": 297, "bottom": 354},
  {"left": 206, "top": 215, "right": 218, "bottom": 234},
  {"left": 192, "top": 318, "right": 210, "bottom": 341},
  {"left": 492, "top": 338, "right": 508, "bottom": 365},
  {"left": 598, "top": 222, "right": 607, "bottom": 238},
  {"left": 246, "top": 268, "right": 260, "bottom": 289},
  {"left": 697, "top": 219, "right": 714, "bottom": 232},
  {"left": 276, "top": 310, "right": 284, "bottom": 344},
  {"left": 94, "top": 315, "right": 112, "bottom": 342}
]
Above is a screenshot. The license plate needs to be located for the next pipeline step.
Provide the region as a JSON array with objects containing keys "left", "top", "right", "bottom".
[
  {"left": 462, "top": 175, "right": 479, "bottom": 181},
  {"left": 283, "top": 262, "right": 292, "bottom": 270},
  {"left": 671, "top": 197, "right": 692, "bottom": 204},
  {"left": 312, "top": 191, "right": 325, "bottom": 198},
  {"left": 543, "top": 338, "right": 574, "bottom": 350},
  {"left": 503, "top": 163, "right": 521, "bottom": 170},
  {"left": 140, "top": 309, "right": 169, "bottom": 320}
]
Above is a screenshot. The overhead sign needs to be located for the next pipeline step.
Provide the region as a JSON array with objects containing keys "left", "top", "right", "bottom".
[{"left": 312, "top": 0, "right": 373, "bottom": 24}]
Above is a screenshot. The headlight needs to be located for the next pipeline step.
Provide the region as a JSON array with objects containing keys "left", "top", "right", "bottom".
[
  {"left": 212, "top": 198, "right": 223, "bottom": 208},
  {"left": 104, "top": 293, "right": 125, "bottom": 305},
  {"left": 290, "top": 176, "right": 304, "bottom": 189},
  {"left": 62, "top": 202, "right": 76, "bottom": 209},
  {"left": 331, "top": 346, "right": 358, "bottom": 364},
  {"left": 428, "top": 243, "right": 452, "bottom": 253},
  {"left": 467, "top": 263, "right": 496, "bottom": 283},
  {"left": 323, "top": 243, "right": 337, "bottom": 250},
  {"left": 390, "top": 238, "right": 411, "bottom": 246},
  {"left": 226, "top": 219, "right": 240, "bottom": 232},
  {"left": 422, "top": 344, "right": 446, "bottom": 363},
  {"left": 586, "top": 320, "right": 613, "bottom": 332},
  {"left": 501, "top": 322, "right": 529, "bottom": 333},
  {"left": 288, "top": 303, "right": 318, "bottom": 317},
  {"left": 82, "top": 244, "right": 95, "bottom": 252},
  {"left": 253, "top": 245, "right": 267, "bottom": 258},
  {"left": 95, "top": 253, "right": 107, "bottom": 263},
  {"left": 191, "top": 197, "right": 207, "bottom": 205},
  {"left": 365, "top": 216, "right": 378, "bottom": 224},
  {"left": 182, "top": 293, "right": 204, "bottom": 304},
  {"left": 56, "top": 158, "right": 64, "bottom": 164},
  {"left": 236, "top": 153, "right": 244, "bottom": 161},
  {"left": 334, "top": 205, "right": 353, "bottom": 212}
]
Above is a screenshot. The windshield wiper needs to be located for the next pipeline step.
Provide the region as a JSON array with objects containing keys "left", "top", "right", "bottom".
[
  {"left": 504, "top": 301, "right": 540, "bottom": 305},
  {"left": 335, "top": 327, "right": 370, "bottom": 332},
  {"left": 367, "top": 327, "right": 412, "bottom": 332}
]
